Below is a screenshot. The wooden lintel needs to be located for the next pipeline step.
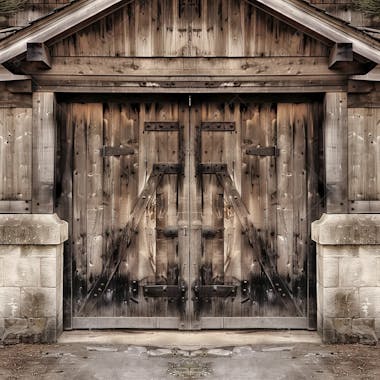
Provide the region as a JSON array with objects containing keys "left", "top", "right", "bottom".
[
  {"left": 348, "top": 79, "right": 375, "bottom": 94},
  {"left": 26, "top": 42, "right": 51, "bottom": 70},
  {"left": 329, "top": 43, "right": 353, "bottom": 69},
  {"left": 6, "top": 79, "right": 32, "bottom": 94}
]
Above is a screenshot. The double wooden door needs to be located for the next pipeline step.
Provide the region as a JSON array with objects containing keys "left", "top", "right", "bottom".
[{"left": 56, "top": 95, "right": 324, "bottom": 329}]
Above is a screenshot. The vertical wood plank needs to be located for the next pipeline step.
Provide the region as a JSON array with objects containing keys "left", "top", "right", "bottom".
[
  {"left": 55, "top": 102, "right": 73, "bottom": 329},
  {"left": 86, "top": 104, "right": 104, "bottom": 316},
  {"left": 32, "top": 92, "right": 56, "bottom": 213},
  {"left": 0, "top": 108, "right": 32, "bottom": 203},
  {"left": 324, "top": 92, "right": 348, "bottom": 213},
  {"left": 72, "top": 103, "right": 88, "bottom": 315},
  {"left": 276, "top": 104, "right": 294, "bottom": 282}
]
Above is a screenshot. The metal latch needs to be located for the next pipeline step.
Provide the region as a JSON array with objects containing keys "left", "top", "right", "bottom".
[{"left": 143, "top": 281, "right": 187, "bottom": 303}]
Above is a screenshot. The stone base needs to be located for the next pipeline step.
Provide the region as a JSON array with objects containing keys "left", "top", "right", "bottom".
[
  {"left": 312, "top": 214, "right": 380, "bottom": 345},
  {"left": 0, "top": 214, "right": 67, "bottom": 344}
]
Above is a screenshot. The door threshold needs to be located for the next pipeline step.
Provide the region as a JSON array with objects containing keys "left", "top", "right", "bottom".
[{"left": 58, "top": 330, "right": 321, "bottom": 347}]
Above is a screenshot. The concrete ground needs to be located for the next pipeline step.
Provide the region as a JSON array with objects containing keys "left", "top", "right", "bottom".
[{"left": 0, "top": 331, "right": 379, "bottom": 380}]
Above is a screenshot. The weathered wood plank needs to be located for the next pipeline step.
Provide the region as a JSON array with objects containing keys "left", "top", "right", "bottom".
[
  {"left": 276, "top": 104, "right": 294, "bottom": 280},
  {"left": 201, "top": 102, "right": 225, "bottom": 289},
  {"left": 32, "top": 57, "right": 340, "bottom": 77},
  {"left": 55, "top": 102, "right": 74, "bottom": 329},
  {"left": 72, "top": 103, "right": 88, "bottom": 315},
  {"left": 32, "top": 81, "right": 348, "bottom": 94},
  {"left": 348, "top": 107, "right": 380, "bottom": 203},
  {"left": 86, "top": 104, "right": 104, "bottom": 316},
  {"left": 0, "top": 200, "right": 31, "bottom": 213},
  {"left": 48, "top": 0, "right": 329, "bottom": 58},
  {"left": 6, "top": 80, "right": 32, "bottom": 94},
  {"left": 324, "top": 92, "right": 348, "bottom": 213},
  {"left": 32, "top": 93, "right": 55, "bottom": 213},
  {"left": 0, "top": 108, "right": 32, "bottom": 201}
]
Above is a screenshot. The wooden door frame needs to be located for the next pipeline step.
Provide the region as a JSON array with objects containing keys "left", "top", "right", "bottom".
[{"left": 52, "top": 89, "right": 344, "bottom": 330}]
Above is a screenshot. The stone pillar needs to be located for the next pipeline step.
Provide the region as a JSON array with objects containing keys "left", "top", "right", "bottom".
[
  {"left": 312, "top": 214, "right": 380, "bottom": 344},
  {"left": 0, "top": 214, "right": 68, "bottom": 344}
]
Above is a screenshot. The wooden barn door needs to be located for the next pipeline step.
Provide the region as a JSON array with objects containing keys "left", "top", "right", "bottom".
[
  {"left": 57, "top": 95, "right": 323, "bottom": 330},
  {"left": 188, "top": 98, "right": 323, "bottom": 329}
]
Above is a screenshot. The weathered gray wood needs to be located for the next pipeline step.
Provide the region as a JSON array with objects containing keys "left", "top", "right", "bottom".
[
  {"left": 0, "top": 200, "right": 31, "bottom": 213},
  {"left": 32, "top": 57, "right": 339, "bottom": 76},
  {"left": 348, "top": 107, "right": 380, "bottom": 203},
  {"left": 86, "top": 104, "right": 104, "bottom": 317},
  {"left": 32, "top": 92, "right": 55, "bottom": 213},
  {"left": 31, "top": 82, "right": 348, "bottom": 94},
  {"left": 216, "top": 171, "right": 303, "bottom": 316},
  {"left": 72, "top": 104, "right": 88, "bottom": 316},
  {"left": 6, "top": 80, "right": 32, "bottom": 94},
  {"left": 72, "top": 316, "right": 180, "bottom": 329},
  {"left": 0, "top": 107, "right": 32, "bottom": 201},
  {"left": 349, "top": 201, "right": 380, "bottom": 213},
  {"left": 78, "top": 172, "right": 163, "bottom": 316},
  {"left": 26, "top": 42, "right": 52, "bottom": 69},
  {"left": 324, "top": 92, "right": 348, "bottom": 213},
  {"left": 276, "top": 104, "right": 294, "bottom": 280}
]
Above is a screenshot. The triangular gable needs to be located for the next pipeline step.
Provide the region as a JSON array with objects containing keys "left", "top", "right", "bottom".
[
  {"left": 50, "top": 2, "right": 329, "bottom": 58},
  {"left": 1, "top": 0, "right": 380, "bottom": 70}
]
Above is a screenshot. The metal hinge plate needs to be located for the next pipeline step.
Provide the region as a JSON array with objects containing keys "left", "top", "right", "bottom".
[{"left": 245, "top": 146, "right": 279, "bottom": 156}]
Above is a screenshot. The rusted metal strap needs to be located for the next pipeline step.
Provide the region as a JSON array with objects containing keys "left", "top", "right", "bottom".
[
  {"left": 102, "top": 145, "right": 135, "bottom": 156},
  {"left": 153, "top": 163, "right": 183, "bottom": 174},
  {"left": 215, "top": 171, "right": 304, "bottom": 316},
  {"left": 245, "top": 146, "right": 278, "bottom": 156},
  {"left": 198, "top": 163, "right": 227, "bottom": 174},
  {"left": 144, "top": 122, "right": 180, "bottom": 131},
  {"left": 143, "top": 283, "right": 187, "bottom": 303},
  {"left": 201, "top": 122, "right": 235, "bottom": 131}
]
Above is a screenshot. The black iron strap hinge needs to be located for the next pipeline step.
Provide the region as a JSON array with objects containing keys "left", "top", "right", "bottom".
[
  {"left": 102, "top": 145, "right": 135, "bottom": 156},
  {"left": 143, "top": 281, "right": 188, "bottom": 303},
  {"left": 245, "top": 146, "right": 279, "bottom": 157},
  {"left": 192, "top": 283, "right": 238, "bottom": 304}
]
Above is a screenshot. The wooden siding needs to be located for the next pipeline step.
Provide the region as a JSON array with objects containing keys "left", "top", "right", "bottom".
[
  {"left": 0, "top": 107, "right": 32, "bottom": 208},
  {"left": 50, "top": 0, "right": 329, "bottom": 57},
  {"left": 348, "top": 108, "right": 380, "bottom": 204}
]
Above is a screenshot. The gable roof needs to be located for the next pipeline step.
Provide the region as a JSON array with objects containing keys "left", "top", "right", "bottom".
[{"left": 1, "top": 0, "right": 380, "bottom": 75}]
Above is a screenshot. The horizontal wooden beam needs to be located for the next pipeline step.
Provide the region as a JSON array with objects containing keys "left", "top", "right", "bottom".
[
  {"left": 25, "top": 56, "right": 354, "bottom": 77},
  {"left": 6, "top": 79, "right": 32, "bottom": 93},
  {"left": 329, "top": 43, "right": 353, "bottom": 69},
  {"left": 26, "top": 42, "right": 51, "bottom": 70},
  {"left": 34, "top": 83, "right": 347, "bottom": 94}
]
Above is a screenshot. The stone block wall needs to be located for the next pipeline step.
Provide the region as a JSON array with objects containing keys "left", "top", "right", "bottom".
[
  {"left": 0, "top": 214, "right": 67, "bottom": 344},
  {"left": 312, "top": 214, "right": 380, "bottom": 344}
]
